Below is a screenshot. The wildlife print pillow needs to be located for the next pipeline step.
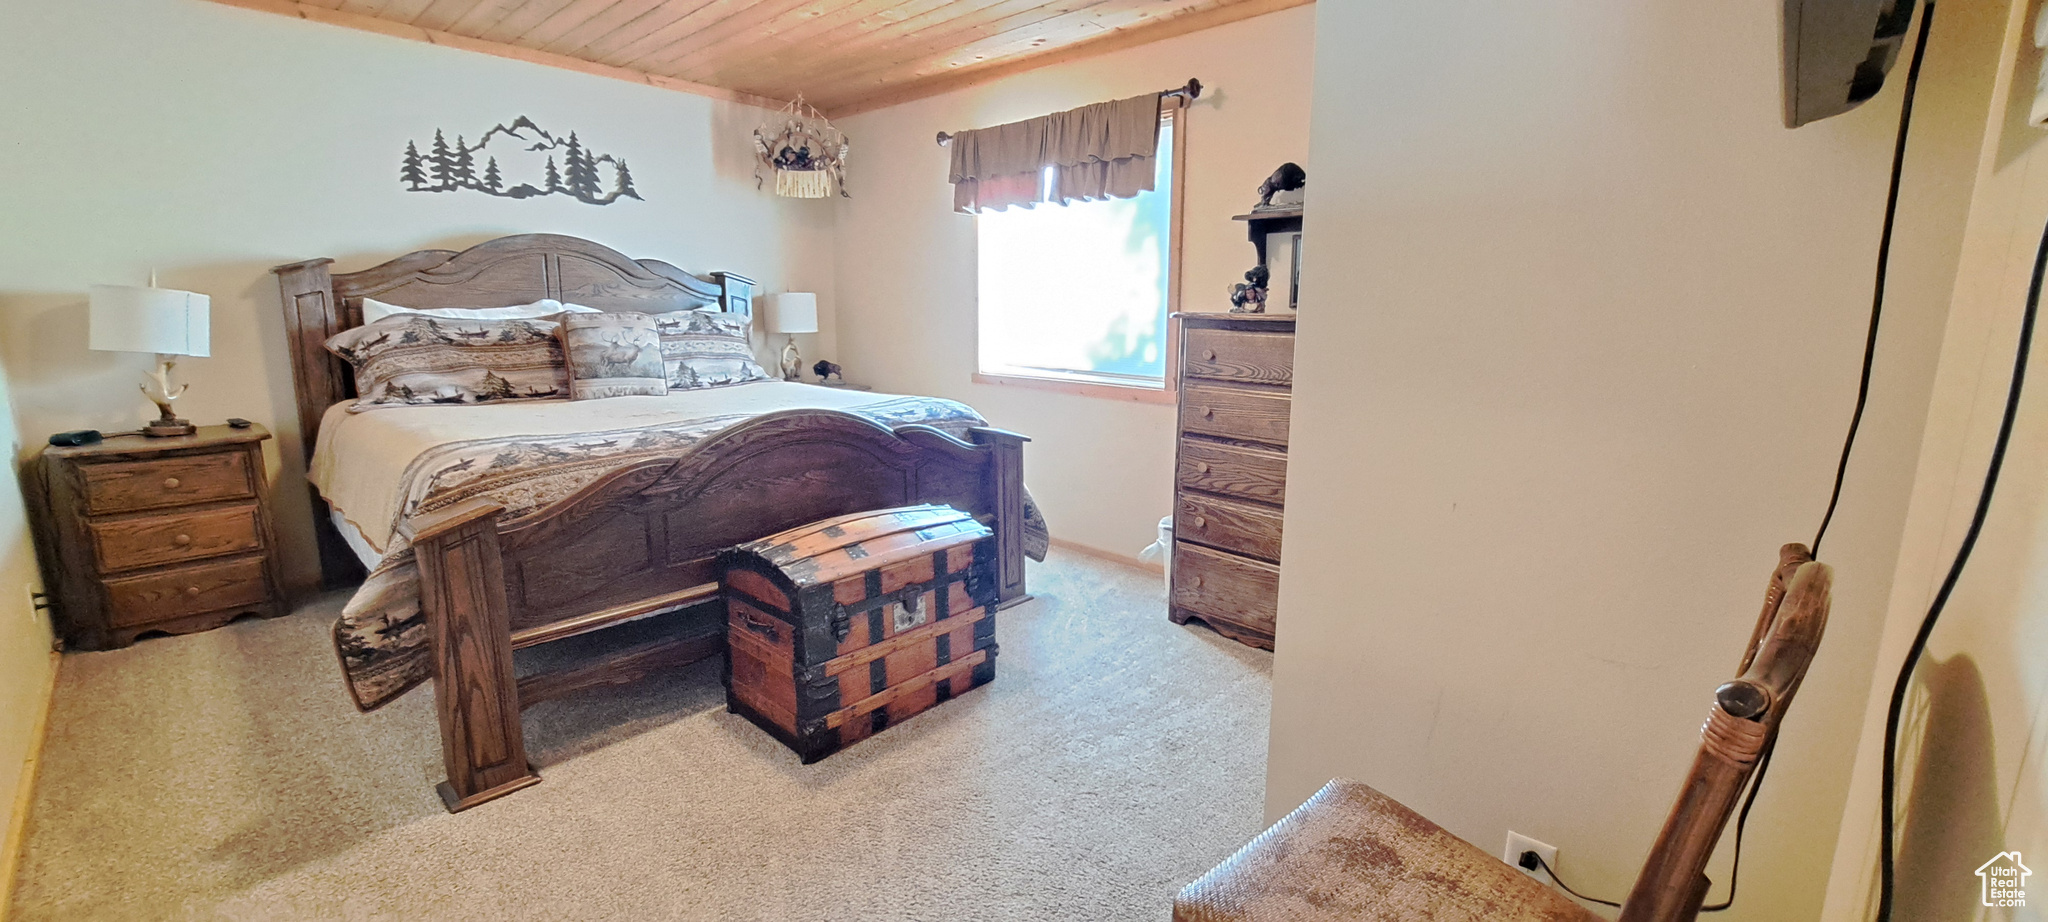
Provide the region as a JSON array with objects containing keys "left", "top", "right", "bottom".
[
  {"left": 324, "top": 314, "right": 570, "bottom": 411},
  {"left": 656, "top": 309, "right": 774, "bottom": 390},
  {"left": 560, "top": 311, "right": 668, "bottom": 399}
]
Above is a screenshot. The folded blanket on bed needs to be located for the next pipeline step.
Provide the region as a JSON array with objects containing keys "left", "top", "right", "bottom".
[{"left": 327, "top": 395, "right": 1049, "bottom": 711}]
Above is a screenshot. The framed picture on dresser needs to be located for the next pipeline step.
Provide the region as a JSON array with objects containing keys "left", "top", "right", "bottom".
[{"left": 1265, "top": 231, "right": 1302, "bottom": 311}]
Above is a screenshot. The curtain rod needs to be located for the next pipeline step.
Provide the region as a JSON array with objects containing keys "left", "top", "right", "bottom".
[{"left": 935, "top": 78, "right": 1202, "bottom": 147}]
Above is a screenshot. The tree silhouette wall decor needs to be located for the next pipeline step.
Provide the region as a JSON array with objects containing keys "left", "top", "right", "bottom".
[{"left": 399, "top": 116, "right": 645, "bottom": 205}]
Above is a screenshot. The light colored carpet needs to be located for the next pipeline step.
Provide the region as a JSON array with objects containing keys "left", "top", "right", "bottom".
[{"left": 8, "top": 551, "right": 1271, "bottom": 921}]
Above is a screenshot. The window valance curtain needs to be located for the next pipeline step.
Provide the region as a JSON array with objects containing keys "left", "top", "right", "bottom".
[{"left": 947, "top": 93, "right": 1163, "bottom": 214}]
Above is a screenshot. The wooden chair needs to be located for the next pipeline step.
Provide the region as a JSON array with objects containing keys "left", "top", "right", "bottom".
[{"left": 1174, "top": 544, "right": 1832, "bottom": 922}]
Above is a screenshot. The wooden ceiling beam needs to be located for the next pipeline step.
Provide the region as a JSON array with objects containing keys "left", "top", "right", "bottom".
[{"left": 202, "top": 0, "right": 791, "bottom": 108}]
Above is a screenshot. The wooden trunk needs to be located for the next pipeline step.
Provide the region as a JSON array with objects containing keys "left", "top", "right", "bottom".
[{"left": 720, "top": 505, "right": 998, "bottom": 763}]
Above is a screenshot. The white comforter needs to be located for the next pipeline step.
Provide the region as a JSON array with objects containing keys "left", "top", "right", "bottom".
[{"left": 309, "top": 381, "right": 931, "bottom": 555}]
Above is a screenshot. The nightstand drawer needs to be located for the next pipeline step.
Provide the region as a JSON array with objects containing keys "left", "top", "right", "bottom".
[
  {"left": 104, "top": 556, "right": 272, "bottom": 628},
  {"left": 83, "top": 451, "right": 252, "bottom": 514},
  {"left": 89, "top": 504, "right": 262, "bottom": 573}
]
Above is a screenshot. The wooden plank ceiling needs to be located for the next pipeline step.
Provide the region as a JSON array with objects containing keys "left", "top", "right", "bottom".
[{"left": 224, "top": 0, "right": 1310, "bottom": 114}]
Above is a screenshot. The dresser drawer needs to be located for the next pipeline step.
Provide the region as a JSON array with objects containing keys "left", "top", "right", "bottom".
[
  {"left": 1171, "top": 542, "right": 1279, "bottom": 637},
  {"left": 1181, "top": 384, "right": 1290, "bottom": 446},
  {"left": 104, "top": 556, "right": 272, "bottom": 628},
  {"left": 1177, "top": 440, "right": 1288, "bottom": 505},
  {"left": 1184, "top": 327, "right": 1293, "bottom": 387},
  {"left": 82, "top": 451, "right": 252, "bottom": 514},
  {"left": 1177, "top": 493, "right": 1284, "bottom": 563},
  {"left": 89, "top": 504, "right": 262, "bottom": 573}
]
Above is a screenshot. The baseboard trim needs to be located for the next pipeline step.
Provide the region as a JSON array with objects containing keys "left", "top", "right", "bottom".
[
  {"left": 1048, "top": 537, "right": 1166, "bottom": 575},
  {"left": 0, "top": 650, "right": 60, "bottom": 920}
]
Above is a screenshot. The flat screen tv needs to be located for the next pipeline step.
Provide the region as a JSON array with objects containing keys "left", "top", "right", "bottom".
[{"left": 1781, "top": 0, "right": 1918, "bottom": 127}]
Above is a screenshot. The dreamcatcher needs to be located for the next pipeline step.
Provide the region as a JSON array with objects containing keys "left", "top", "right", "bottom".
[{"left": 753, "top": 95, "right": 849, "bottom": 199}]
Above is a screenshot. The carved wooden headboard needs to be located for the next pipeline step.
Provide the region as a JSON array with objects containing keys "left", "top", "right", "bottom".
[{"left": 272, "top": 234, "right": 755, "bottom": 452}]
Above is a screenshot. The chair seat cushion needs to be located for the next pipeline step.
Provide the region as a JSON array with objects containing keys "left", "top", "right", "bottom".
[{"left": 1174, "top": 779, "right": 1604, "bottom": 922}]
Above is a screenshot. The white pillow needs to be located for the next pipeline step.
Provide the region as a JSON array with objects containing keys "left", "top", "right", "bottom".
[{"left": 360, "top": 297, "right": 600, "bottom": 324}]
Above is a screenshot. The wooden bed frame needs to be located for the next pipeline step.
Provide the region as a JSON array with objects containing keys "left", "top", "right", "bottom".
[{"left": 272, "top": 234, "right": 1027, "bottom": 811}]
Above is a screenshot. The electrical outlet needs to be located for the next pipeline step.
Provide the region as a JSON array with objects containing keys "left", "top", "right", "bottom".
[{"left": 1505, "top": 831, "right": 1558, "bottom": 881}]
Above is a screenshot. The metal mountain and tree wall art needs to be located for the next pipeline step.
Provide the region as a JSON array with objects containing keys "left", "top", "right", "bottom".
[{"left": 401, "top": 116, "right": 642, "bottom": 205}]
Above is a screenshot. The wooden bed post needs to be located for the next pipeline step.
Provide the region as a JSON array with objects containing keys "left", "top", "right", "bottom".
[
  {"left": 272, "top": 257, "right": 368, "bottom": 590},
  {"left": 970, "top": 427, "right": 1030, "bottom": 606},
  {"left": 412, "top": 499, "right": 540, "bottom": 812},
  {"left": 711, "top": 271, "right": 755, "bottom": 319}
]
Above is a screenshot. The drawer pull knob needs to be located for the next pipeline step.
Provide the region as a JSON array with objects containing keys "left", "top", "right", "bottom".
[
  {"left": 162, "top": 477, "right": 182, "bottom": 490},
  {"left": 1190, "top": 576, "right": 1204, "bottom": 589},
  {"left": 184, "top": 586, "right": 201, "bottom": 596},
  {"left": 173, "top": 534, "right": 192, "bottom": 547},
  {"left": 1192, "top": 516, "right": 1208, "bottom": 528},
  {"left": 1202, "top": 349, "right": 1217, "bottom": 361},
  {"left": 1201, "top": 407, "right": 1215, "bottom": 419},
  {"left": 1195, "top": 462, "right": 1211, "bottom": 474}
]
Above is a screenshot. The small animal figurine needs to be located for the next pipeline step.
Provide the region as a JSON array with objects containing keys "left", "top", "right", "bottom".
[
  {"left": 1256, "top": 162, "right": 1306, "bottom": 209},
  {"left": 813, "top": 359, "right": 844, "bottom": 383},
  {"left": 1229, "top": 265, "right": 1270, "bottom": 314}
]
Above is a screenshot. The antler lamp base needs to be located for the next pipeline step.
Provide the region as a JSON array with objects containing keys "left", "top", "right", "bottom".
[{"left": 141, "top": 357, "right": 197, "bottom": 438}]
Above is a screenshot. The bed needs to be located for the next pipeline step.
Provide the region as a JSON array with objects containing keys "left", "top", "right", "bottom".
[{"left": 273, "top": 234, "right": 1038, "bottom": 811}]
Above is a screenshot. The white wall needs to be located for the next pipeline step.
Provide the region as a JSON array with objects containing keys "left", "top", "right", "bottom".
[
  {"left": 1267, "top": 2, "right": 2004, "bottom": 918},
  {"left": 0, "top": 0, "right": 841, "bottom": 590},
  {"left": 832, "top": 6, "right": 1315, "bottom": 558},
  {"left": 1824, "top": 2, "right": 2048, "bottom": 918},
  {"left": 0, "top": 352, "right": 58, "bottom": 902}
]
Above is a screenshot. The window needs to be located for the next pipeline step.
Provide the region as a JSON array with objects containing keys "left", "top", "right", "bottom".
[{"left": 976, "top": 110, "right": 1177, "bottom": 391}]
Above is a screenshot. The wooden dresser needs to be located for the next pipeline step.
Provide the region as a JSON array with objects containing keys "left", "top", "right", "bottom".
[
  {"left": 1170, "top": 313, "right": 1294, "bottom": 649},
  {"left": 38, "top": 425, "right": 286, "bottom": 650}
]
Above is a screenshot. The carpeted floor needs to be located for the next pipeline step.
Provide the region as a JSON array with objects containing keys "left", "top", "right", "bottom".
[{"left": 7, "top": 551, "right": 1271, "bottom": 921}]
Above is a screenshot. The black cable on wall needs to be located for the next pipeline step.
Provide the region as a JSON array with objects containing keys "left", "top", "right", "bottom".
[
  {"left": 1534, "top": 4, "right": 1943, "bottom": 912},
  {"left": 1874, "top": 176, "right": 2048, "bottom": 922}
]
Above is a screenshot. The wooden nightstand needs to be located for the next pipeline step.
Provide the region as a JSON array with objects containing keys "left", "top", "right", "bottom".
[{"left": 37, "top": 424, "right": 286, "bottom": 650}]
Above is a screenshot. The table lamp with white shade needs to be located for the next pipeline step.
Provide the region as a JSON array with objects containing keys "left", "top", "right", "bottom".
[
  {"left": 89, "top": 284, "right": 211, "bottom": 437},
  {"left": 765, "top": 292, "right": 818, "bottom": 382}
]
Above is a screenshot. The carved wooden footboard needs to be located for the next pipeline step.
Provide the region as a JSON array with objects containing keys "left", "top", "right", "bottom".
[{"left": 410, "top": 410, "right": 1026, "bottom": 810}]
